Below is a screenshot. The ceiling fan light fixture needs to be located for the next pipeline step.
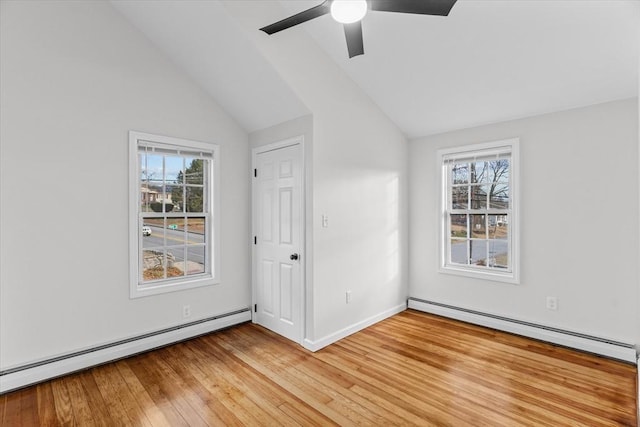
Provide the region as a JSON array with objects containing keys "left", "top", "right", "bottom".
[{"left": 330, "top": 0, "right": 368, "bottom": 24}]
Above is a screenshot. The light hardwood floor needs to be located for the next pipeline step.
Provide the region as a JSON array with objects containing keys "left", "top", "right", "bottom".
[{"left": 0, "top": 310, "right": 637, "bottom": 426}]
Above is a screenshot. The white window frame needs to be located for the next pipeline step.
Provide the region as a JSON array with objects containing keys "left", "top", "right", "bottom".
[
  {"left": 129, "top": 131, "right": 220, "bottom": 298},
  {"left": 438, "top": 138, "right": 520, "bottom": 284}
]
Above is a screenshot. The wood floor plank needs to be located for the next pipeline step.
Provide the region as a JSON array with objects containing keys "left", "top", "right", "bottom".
[
  {"left": 117, "top": 360, "right": 174, "bottom": 426},
  {"left": 142, "top": 352, "right": 211, "bottom": 427},
  {"left": 364, "top": 321, "right": 627, "bottom": 425},
  {"left": 62, "top": 374, "right": 98, "bottom": 426},
  {"left": 75, "top": 369, "right": 111, "bottom": 426},
  {"left": 49, "top": 379, "right": 74, "bottom": 425},
  {"left": 276, "top": 401, "right": 339, "bottom": 427},
  {"left": 370, "top": 318, "right": 635, "bottom": 424},
  {"left": 217, "top": 329, "right": 335, "bottom": 405},
  {"left": 0, "top": 392, "right": 6, "bottom": 425},
  {"left": 2, "top": 389, "right": 23, "bottom": 427},
  {"left": 91, "top": 362, "right": 143, "bottom": 426},
  {"left": 21, "top": 387, "right": 39, "bottom": 426},
  {"left": 215, "top": 331, "right": 374, "bottom": 425},
  {"left": 198, "top": 337, "right": 337, "bottom": 426},
  {"left": 97, "top": 363, "right": 155, "bottom": 427},
  {"left": 215, "top": 331, "right": 355, "bottom": 425},
  {"left": 1, "top": 310, "right": 636, "bottom": 426},
  {"left": 171, "top": 343, "right": 269, "bottom": 426},
  {"left": 190, "top": 338, "right": 304, "bottom": 426},
  {"left": 334, "top": 337, "right": 529, "bottom": 424},
  {"left": 125, "top": 355, "right": 191, "bottom": 426},
  {"left": 160, "top": 344, "right": 242, "bottom": 426},
  {"left": 356, "top": 332, "right": 604, "bottom": 424},
  {"left": 35, "top": 381, "right": 60, "bottom": 427},
  {"left": 326, "top": 343, "right": 518, "bottom": 426}
]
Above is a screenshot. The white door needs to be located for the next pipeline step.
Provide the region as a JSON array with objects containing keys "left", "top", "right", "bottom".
[{"left": 253, "top": 142, "right": 303, "bottom": 343}]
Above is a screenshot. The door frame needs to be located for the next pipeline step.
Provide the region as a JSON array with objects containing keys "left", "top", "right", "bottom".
[{"left": 251, "top": 136, "right": 306, "bottom": 345}]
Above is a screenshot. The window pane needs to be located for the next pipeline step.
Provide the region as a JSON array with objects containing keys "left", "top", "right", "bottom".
[
  {"left": 186, "top": 217, "right": 206, "bottom": 276},
  {"left": 185, "top": 186, "right": 204, "bottom": 212},
  {"left": 140, "top": 154, "right": 163, "bottom": 212},
  {"left": 142, "top": 218, "right": 163, "bottom": 249},
  {"left": 184, "top": 158, "right": 205, "bottom": 185},
  {"left": 450, "top": 214, "right": 468, "bottom": 238},
  {"left": 451, "top": 186, "right": 468, "bottom": 209},
  {"left": 165, "top": 156, "right": 183, "bottom": 183},
  {"left": 488, "top": 159, "right": 509, "bottom": 184},
  {"left": 142, "top": 249, "right": 167, "bottom": 282},
  {"left": 186, "top": 217, "right": 205, "bottom": 236},
  {"left": 470, "top": 214, "right": 486, "bottom": 238},
  {"left": 170, "top": 185, "right": 185, "bottom": 212},
  {"left": 186, "top": 246, "right": 206, "bottom": 276},
  {"left": 450, "top": 239, "right": 467, "bottom": 265},
  {"left": 140, "top": 153, "right": 163, "bottom": 186},
  {"left": 488, "top": 215, "right": 508, "bottom": 239},
  {"left": 489, "top": 183, "right": 509, "bottom": 209},
  {"left": 470, "top": 185, "right": 487, "bottom": 209},
  {"left": 166, "top": 156, "right": 184, "bottom": 213},
  {"left": 488, "top": 240, "right": 509, "bottom": 269},
  {"left": 160, "top": 192, "right": 176, "bottom": 212},
  {"left": 470, "top": 240, "right": 487, "bottom": 265},
  {"left": 471, "top": 162, "right": 487, "bottom": 184},
  {"left": 166, "top": 246, "right": 186, "bottom": 278},
  {"left": 140, "top": 183, "right": 153, "bottom": 212},
  {"left": 166, "top": 218, "right": 186, "bottom": 244},
  {"left": 452, "top": 163, "right": 469, "bottom": 184}
]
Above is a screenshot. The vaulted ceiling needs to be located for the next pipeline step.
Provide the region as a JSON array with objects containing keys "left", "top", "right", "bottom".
[{"left": 113, "top": 0, "right": 638, "bottom": 138}]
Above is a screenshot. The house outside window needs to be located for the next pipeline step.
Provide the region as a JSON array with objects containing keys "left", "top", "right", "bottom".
[
  {"left": 129, "top": 131, "right": 220, "bottom": 298},
  {"left": 438, "top": 138, "right": 519, "bottom": 283}
]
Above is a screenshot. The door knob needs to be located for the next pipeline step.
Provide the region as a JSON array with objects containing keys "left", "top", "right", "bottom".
[{"left": 290, "top": 253, "right": 299, "bottom": 261}]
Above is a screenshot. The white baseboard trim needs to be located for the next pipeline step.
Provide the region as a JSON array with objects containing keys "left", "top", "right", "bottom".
[
  {"left": 408, "top": 298, "right": 637, "bottom": 364},
  {"left": 303, "top": 302, "right": 407, "bottom": 352},
  {"left": 0, "top": 309, "right": 251, "bottom": 394}
]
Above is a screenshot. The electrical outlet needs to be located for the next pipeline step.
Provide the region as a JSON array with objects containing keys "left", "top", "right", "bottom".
[
  {"left": 183, "top": 305, "right": 191, "bottom": 318},
  {"left": 546, "top": 297, "right": 558, "bottom": 311},
  {"left": 346, "top": 290, "right": 352, "bottom": 304}
]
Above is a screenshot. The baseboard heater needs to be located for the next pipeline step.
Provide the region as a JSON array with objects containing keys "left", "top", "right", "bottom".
[
  {"left": 408, "top": 298, "right": 637, "bottom": 364},
  {"left": 0, "top": 308, "right": 251, "bottom": 394}
]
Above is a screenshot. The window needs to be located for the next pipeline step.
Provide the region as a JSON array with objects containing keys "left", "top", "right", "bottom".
[
  {"left": 439, "top": 138, "right": 519, "bottom": 283},
  {"left": 129, "top": 131, "right": 219, "bottom": 298}
]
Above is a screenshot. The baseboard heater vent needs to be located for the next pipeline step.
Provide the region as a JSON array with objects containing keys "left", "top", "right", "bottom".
[
  {"left": 408, "top": 298, "right": 636, "bottom": 364},
  {"left": 0, "top": 308, "right": 251, "bottom": 394}
]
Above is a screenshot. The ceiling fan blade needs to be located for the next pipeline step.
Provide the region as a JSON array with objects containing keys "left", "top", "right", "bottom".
[
  {"left": 369, "top": 0, "right": 458, "bottom": 16},
  {"left": 260, "top": 1, "right": 331, "bottom": 35},
  {"left": 344, "top": 21, "right": 364, "bottom": 58}
]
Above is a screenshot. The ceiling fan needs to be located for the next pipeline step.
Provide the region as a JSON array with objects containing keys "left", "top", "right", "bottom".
[{"left": 259, "top": 0, "right": 458, "bottom": 58}]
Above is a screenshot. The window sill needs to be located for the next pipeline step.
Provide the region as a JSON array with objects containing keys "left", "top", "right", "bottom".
[
  {"left": 130, "top": 275, "right": 219, "bottom": 299},
  {"left": 439, "top": 265, "right": 519, "bottom": 285}
]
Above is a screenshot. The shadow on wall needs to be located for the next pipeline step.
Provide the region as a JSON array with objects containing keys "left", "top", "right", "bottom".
[
  {"left": 320, "top": 169, "right": 401, "bottom": 303},
  {"left": 311, "top": 165, "right": 406, "bottom": 343}
]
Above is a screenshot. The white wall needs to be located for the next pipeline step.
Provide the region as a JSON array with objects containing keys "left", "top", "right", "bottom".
[
  {"left": 224, "top": 1, "right": 409, "bottom": 344},
  {"left": 410, "top": 99, "right": 639, "bottom": 344},
  {"left": 0, "top": 1, "right": 250, "bottom": 369}
]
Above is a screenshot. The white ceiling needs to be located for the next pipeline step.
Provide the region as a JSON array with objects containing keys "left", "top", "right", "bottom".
[
  {"left": 111, "top": 0, "right": 309, "bottom": 133},
  {"left": 113, "top": 0, "right": 638, "bottom": 138}
]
